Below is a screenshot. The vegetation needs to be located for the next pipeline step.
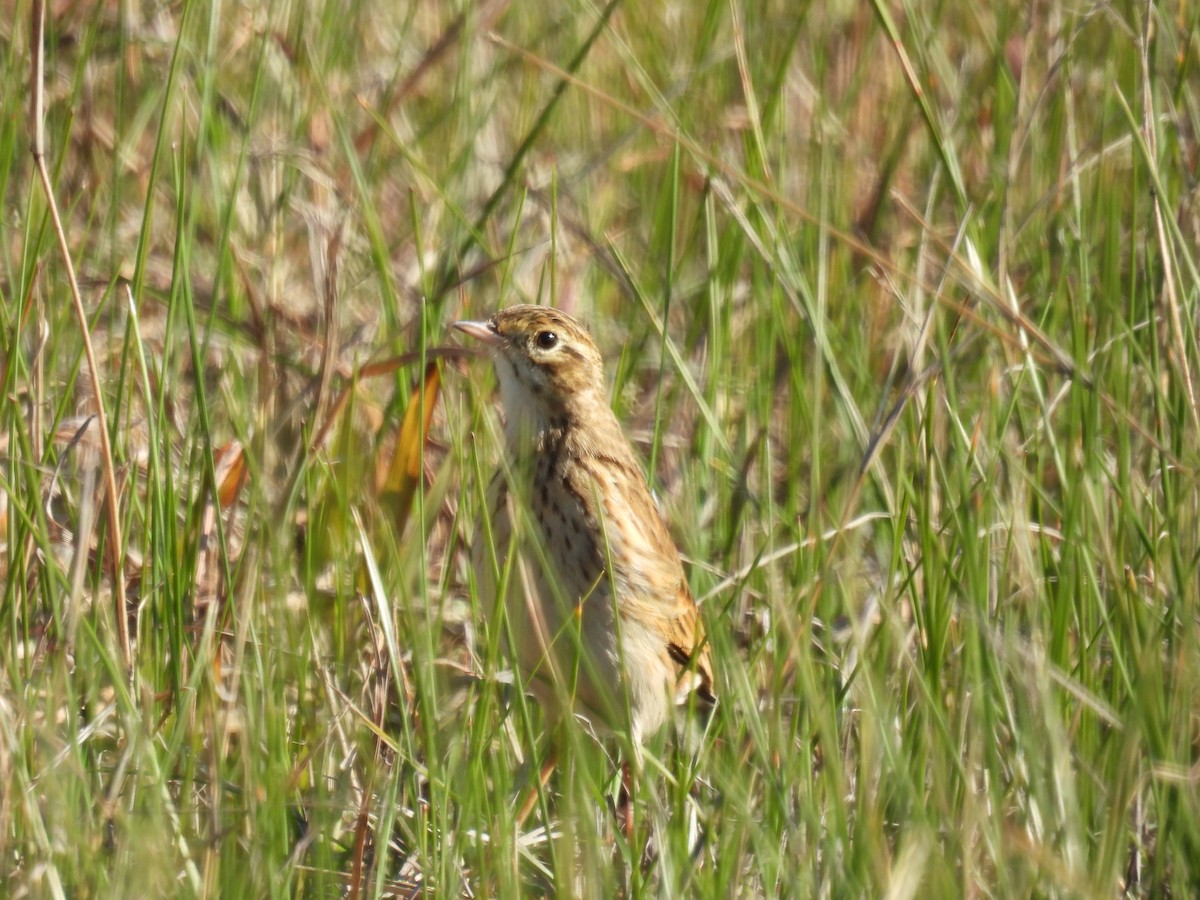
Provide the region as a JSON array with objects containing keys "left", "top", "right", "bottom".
[{"left": 1, "top": 0, "right": 1197, "bottom": 896}]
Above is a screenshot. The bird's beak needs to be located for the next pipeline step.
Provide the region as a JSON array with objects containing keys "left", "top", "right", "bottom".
[{"left": 452, "top": 319, "right": 504, "bottom": 347}]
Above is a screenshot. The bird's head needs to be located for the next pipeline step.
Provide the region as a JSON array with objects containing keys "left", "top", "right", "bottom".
[{"left": 453, "top": 306, "right": 607, "bottom": 438}]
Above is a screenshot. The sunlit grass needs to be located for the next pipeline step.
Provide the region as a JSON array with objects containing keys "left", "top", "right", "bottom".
[{"left": 1, "top": 1, "right": 1198, "bottom": 897}]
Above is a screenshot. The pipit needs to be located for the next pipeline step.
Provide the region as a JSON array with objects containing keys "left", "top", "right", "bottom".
[{"left": 454, "top": 306, "right": 715, "bottom": 820}]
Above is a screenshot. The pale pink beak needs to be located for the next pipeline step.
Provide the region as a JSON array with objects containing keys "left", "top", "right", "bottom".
[{"left": 452, "top": 319, "right": 504, "bottom": 347}]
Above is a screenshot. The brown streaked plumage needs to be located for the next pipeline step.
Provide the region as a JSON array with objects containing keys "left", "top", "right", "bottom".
[{"left": 454, "top": 305, "right": 715, "bottom": 745}]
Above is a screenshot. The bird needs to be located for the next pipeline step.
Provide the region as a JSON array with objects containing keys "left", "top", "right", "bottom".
[{"left": 453, "top": 305, "right": 715, "bottom": 824}]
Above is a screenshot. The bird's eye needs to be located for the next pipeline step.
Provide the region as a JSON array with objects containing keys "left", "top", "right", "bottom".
[{"left": 535, "top": 330, "right": 558, "bottom": 350}]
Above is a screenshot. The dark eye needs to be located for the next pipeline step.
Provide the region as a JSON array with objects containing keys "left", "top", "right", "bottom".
[{"left": 535, "top": 330, "right": 558, "bottom": 350}]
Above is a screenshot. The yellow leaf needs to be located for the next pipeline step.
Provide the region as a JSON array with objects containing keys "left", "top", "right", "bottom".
[{"left": 378, "top": 362, "right": 441, "bottom": 533}]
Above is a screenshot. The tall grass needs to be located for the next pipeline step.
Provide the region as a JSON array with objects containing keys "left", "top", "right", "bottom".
[{"left": 1, "top": 1, "right": 1197, "bottom": 896}]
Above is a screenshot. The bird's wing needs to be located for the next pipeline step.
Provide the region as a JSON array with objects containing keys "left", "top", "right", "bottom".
[{"left": 578, "top": 450, "right": 717, "bottom": 707}]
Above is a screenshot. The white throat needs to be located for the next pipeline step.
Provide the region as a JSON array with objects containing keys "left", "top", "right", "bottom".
[{"left": 494, "top": 354, "right": 555, "bottom": 450}]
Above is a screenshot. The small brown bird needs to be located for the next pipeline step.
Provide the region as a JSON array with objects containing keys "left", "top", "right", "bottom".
[{"left": 453, "top": 306, "right": 715, "bottom": 750}]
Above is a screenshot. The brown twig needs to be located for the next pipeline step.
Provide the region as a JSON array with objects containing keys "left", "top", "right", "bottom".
[{"left": 29, "top": 0, "right": 131, "bottom": 668}]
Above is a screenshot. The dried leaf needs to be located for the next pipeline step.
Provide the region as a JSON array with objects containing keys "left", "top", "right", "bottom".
[
  {"left": 213, "top": 441, "right": 247, "bottom": 509},
  {"left": 378, "top": 362, "right": 440, "bottom": 534}
]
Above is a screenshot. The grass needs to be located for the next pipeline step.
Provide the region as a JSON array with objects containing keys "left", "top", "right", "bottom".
[{"left": 2, "top": 0, "right": 1199, "bottom": 896}]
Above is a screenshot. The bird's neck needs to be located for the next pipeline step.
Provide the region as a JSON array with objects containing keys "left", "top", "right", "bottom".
[
  {"left": 493, "top": 356, "right": 628, "bottom": 460},
  {"left": 499, "top": 390, "right": 625, "bottom": 462}
]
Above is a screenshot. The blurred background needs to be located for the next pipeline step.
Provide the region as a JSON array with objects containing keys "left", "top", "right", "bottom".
[{"left": 1, "top": 1, "right": 1198, "bottom": 896}]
